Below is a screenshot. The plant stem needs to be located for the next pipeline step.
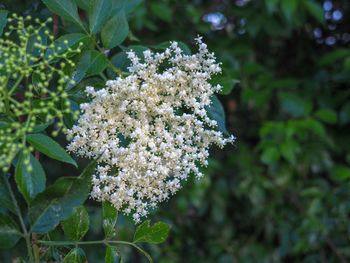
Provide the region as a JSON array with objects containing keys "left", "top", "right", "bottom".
[
  {"left": 3, "top": 174, "right": 35, "bottom": 263},
  {"left": 8, "top": 75, "right": 24, "bottom": 96},
  {"left": 38, "top": 239, "right": 153, "bottom": 263}
]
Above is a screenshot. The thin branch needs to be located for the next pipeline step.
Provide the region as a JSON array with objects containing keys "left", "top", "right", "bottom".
[{"left": 3, "top": 173, "right": 35, "bottom": 263}]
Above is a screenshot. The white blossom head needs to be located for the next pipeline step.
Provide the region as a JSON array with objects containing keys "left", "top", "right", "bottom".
[{"left": 67, "top": 37, "right": 235, "bottom": 222}]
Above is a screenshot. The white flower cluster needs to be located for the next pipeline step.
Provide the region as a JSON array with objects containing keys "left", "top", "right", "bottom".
[{"left": 67, "top": 37, "right": 235, "bottom": 222}]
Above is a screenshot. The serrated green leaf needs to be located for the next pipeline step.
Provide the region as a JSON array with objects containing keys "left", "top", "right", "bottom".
[
  {"left": 89, "top": 0, "right": 112, "bottom": 33},
  {"left": 26, "top": 133, "right": 77, "bottom": 167},
  {"left": 62, "top": 206, "right": 89, "bottom": 240},
  {"left": 62, "top": 247, "right": 86, "bottom": 263},
  {"left": 0, "top": 214, "right": 22, "bottom": 248},
  {"left": 0, "top": 174, "right": 16, "bottom": 213},
  {"left": 105, "top": 245, "right": 119, "bottom": 263},
  {"left": 133, "top": 220, "right": 170, "bottom": 244},
  {"left": 102, "top": 201, "right": 118, "bottom": 238},
  {"left": 101, "top": 11, "right": 129, "bottom": 49},
  {"left": 15, "top": 152, "right": 46, "bottom": 204},
  {"left": 28, "top": 159, "right": 97, "bottom": 233},
  {"left": 206, "top": 95, "right": 229, "bottom": 135},
  {"left": 0, "top": 10, "right": 9, "bottom": 37},
  {"left": 42, "top": 0, "right": 84, "bottom": 30}
]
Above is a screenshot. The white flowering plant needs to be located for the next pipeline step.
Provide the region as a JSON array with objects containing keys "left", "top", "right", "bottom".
[{"left": 0, "top": 1, "right": 235, "bottom": 262}]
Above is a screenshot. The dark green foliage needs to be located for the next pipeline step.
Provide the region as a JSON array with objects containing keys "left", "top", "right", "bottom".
[
  {"left": 61, "top": 206, "right": 90, "bottom": 240},
  {"left": 0, "top": 214, "right": 21, "bottom": 248},
  {"left": 105, "top": 245, "right": 119, "bottom": 263},
  {"left": 61, "top": 247, "right": 87, "bottom": 263},
  {"left": 0, "top": 10, "right": 8, "bottom": 36},
  {"left": 15, "top": 152, "right": 46, "bottom": 204},
  {"left": 101, "top": 10, "right": 129, "bottom": 49},
  {"left": 26, "top": 134, "right": 77, "bottom": 167},
  {"left": 28, "top": 159, "right": 96, "bottom": 233},
  {"left": 102, "top": 201, "right": 118, "bottom": 238},
  {"left": 133, "top": 220, "right": 171, "bottom": 244}
]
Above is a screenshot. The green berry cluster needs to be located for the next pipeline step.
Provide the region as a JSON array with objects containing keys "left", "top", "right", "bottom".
[{"left": 0, "top": 14, "right": 82, "bottom": 171}]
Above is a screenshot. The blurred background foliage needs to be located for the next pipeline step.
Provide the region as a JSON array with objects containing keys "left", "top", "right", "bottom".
[{"left": 1, "top": 0, "right": 350, "bottom": 262}]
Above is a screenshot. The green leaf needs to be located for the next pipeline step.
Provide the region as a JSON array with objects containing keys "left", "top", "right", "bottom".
[
  {"left": 62, "top": 247, "right": 86, "bottom": 263},
  {"left": 102, "top": 201, "right": 118, "bottom": 238},
  {"left": 318, "top": 49, "right": 350, "bottom": 66},
  {"left": 0, "top": 10, "right": 8, "bottom": 37},
  {"left": 32, "top": 121, "right": 53, "bottom": 133},
  {"left": 261, "top": 147, "right": 280, "bottom": 165},
  {"left": 111, "top": 0, "right": 142, "bottom": 13},
  {"left": 303, "top": 1, "right": 324, "bottom": 24},
  {"left": 331, "top": 165, "right": 350, "bottom": 182},
  {"left": 315, "top": 109, "right": 337, "bottom": 124},
  {"left": 15, "top": 152, "right": 46, "bottom": 203},
  {"left": 29, "top": 159, "right": 97, "bottom": 233},
  {"left": 101, "top": 11, "right": 129, "bottom": 49},
  {"left": 219, "top": 78, "right": 239, "bottom": 95},
  {"left": 280, "top": 140, "right": 298, "bottom": 164},
  {"left": 280, "top": 93, "right": 312, "bottom": 117},
  {"left": 75, "top": 0, "right": 90, "bottom": 10},
  {"left": 150, "top": 2, "right": 172, "bottom": 22},
  {"left": 0, "top": 174, "right": 16, "bottom": 213},
  {"left": 89, "top": 0, "right": 112, "bottom": 33},
  {"left": 206, "top": 95, "right": 229, "bottom": 135},
  {"left": 133, "top": 220, "right": 171, "bottom": 244},
  {"left": 281, "top": 0, "right": 297, "bottom": 22},
  {"left": 105, "top": 245, "right": 119, "bottom": 263},
  {"left": 26, "top": 133, "right": 77, "bottom": 167},
  {"left": 67, "top": 50, "right": 108, "bottom": 89},
  {"left": 265, "top": 0, "right": 279, "bottom": 13},
  {"left": 0, "top": 214, "right": 22, "bottom": 248},
  {"left": 42, "top": 0, "right": 84, "bottom": 30},
  {"left": 62, "top": 206, "right": 89, "bottom": 240}
]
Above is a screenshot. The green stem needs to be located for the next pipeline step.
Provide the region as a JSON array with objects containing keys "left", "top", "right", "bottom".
[
  {"left": 38, "top": 239, "right": 153, "bottom": 263},
  {"left": 22, "top": 113, "right": 32, "bottom": 145},
  {"left": 8, "top": 75, "right": 24, "bottom": 96},
  {"left": 1, "top": 75, "right": 12, "bottom": 116},
  {"left": 3, "top": 174, "right": 35, "bottom": 263}
]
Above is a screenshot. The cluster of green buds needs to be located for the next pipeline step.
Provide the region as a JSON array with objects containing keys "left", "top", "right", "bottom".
[{"left": 0, "top": 14, "right": 82, "bottom": 171}]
